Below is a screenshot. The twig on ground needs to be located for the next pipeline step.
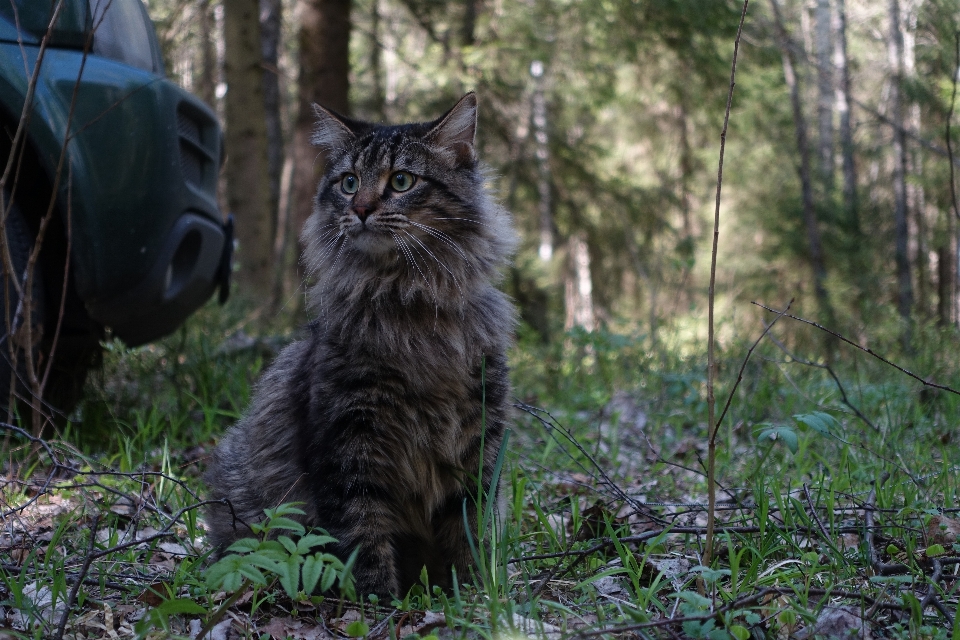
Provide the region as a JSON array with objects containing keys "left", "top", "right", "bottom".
[
  {"left": 573, "top": 587, "right": 775, "bottom": 637},
  {"left": 0, "top": 422, "right": 70, "bottom": 518},
  {"left": 515, "top": 402, "right": 667, "bottom": 526},
  {"left": 54, "top": 514, "right": 99, "bottom": 640},
  {"left": 0, "top": 564, "right": 129, "bottom": 591},
  {"left": 921, "top": 559, "right": 954, "bottom": 627},
  {"left": 864, "top": 487, "right": 910, "bottom": 576},
  {"left": 803, "top": 484, "right": 844, "bottom": 560}
]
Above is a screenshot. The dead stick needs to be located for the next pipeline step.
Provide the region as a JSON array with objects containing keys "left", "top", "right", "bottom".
[
  {"left": 753, "top": 302, "right": 960, "bottom": 396},
  {"left": 53, "top": 515, "right": 99, "bottom": 640},
  {"left": 704, "top": 0, "right": 750, "bottom": 575},
  {"left": 864, "top": 486, "right": 910, "bottom": 576}
]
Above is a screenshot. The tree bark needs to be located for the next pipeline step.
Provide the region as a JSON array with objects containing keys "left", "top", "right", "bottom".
[
  {"left": 833, "top": 0, "right": 858, "bottom": 231},
  {"left": 902, "top": 1, "right": 927, "bottom": 317},
  {"left": 814, "top": 0, "right": 835, "bottom": 193},
  {"left": 291, "top": 0, "right": 351, "bottom": 261},
  {"left": 462, "top": 0, "right": 477, "bottom": 47},
  {"left": 938, "top": 233, "right": 954, "bottom": 326},
  {"left": 771, "top": 0, "right": 834, "bottom": 325},
  {"left": 887, "top": 0, "right": 913, "bottom": 334},
  {"left": 531, "top": 60, "right": 553, "bottom": 261},
  {"left": 369, "top": 0, "right": 386, "bottom": 121},
  {"left": 260, "top": 0, "right": 283, "bottom": 236},
  {"left": 223, "top": 0, "right": 274, "bottom": 299},
  {"left": 197, "top": 0, "right": 217, "bottom": 107},
  {"left": 564, "top": 232, "right": 595, "bottom": 332}
]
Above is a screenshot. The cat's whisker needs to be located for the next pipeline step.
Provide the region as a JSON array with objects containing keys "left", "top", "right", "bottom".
[
  {"left": 402, "top": 230, "right": 464, "bottom": 303},
  {"left": 408, "top": 221, "right": 470, "bottom": 263},
  {"left": 313, "top": 231, "right": 345, "bottom": 265},
  {"left": 327, "top": 234, "right": 349, "bottom": 274},
  {"left": 432, "top": 217, "right": 488, "bottom": 227},
  {"left": 392, "top": 234, "right": 437, "bottom": 303},
  {"left": 398, "top": 231, "right": 442, "bottom": 304}
]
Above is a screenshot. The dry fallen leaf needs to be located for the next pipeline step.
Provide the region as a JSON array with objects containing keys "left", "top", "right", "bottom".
[
  {"left": 137, "top": 582, "right": 170, "bottom": 607},
  {"left": 262, "top": 615, "right": 330, "bottom": 640},
  {"left": 413, "top": 610, "right": 446, "bottom": 635}
]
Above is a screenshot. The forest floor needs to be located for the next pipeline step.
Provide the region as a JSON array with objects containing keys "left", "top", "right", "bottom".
[{"left": 0, "top": 303, "right": 959, "bottom": 639}]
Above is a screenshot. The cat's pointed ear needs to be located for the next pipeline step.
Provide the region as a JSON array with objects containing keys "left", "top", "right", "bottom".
[
  {"left": 426, "top": 93, "right": 478, "bottom": 165},
  {"left": 312, "top": 104, "right": 355, "bottom": 150}
]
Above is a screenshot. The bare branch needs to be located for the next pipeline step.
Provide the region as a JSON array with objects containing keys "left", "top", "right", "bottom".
[
  {"left": 754, "top": 302, "right": 960, "bottom": 397},
  {"left": 704, "top": 0, "right": 749, "bottom": 576}
]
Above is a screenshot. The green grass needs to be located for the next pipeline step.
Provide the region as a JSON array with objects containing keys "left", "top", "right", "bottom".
[{"left": 1, "top": 303, "right": 959, "bottom": 638}]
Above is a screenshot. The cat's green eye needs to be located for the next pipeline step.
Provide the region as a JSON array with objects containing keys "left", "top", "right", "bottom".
[
  {"left": 341, "top": 174, "right": 360, "bottom": 194},
  {"left": 389, "top": 171, "right": 415, "bottom": 192}
]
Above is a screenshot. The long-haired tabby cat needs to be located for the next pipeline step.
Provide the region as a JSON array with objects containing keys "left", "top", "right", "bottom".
[{"left": 205, "top": 93, "right": 516, "bottom": 597}]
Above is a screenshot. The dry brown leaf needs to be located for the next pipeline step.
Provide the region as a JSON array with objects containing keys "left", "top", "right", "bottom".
[
  {"left": 573, "top": 500, "right": 622, "bottom": 540},
  {"left": 262, "top": 615, "right": 330, "bottom": 640},
  {"left": 137, "top": 582, "right": 170, "bottom": 607},
  {"left": 413, "top": 610, "right": 446, "bottom": 635},
  {"left": 837, "top": 533, "right": 860, "bottom": 550}
]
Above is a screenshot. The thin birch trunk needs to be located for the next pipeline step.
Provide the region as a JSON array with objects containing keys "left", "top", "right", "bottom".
[
  {"left": 370, "top": 0, "right": 385, "bottom": 120},
  {"left": 564, "top": 232, "right": 595, "bottom": 332},
  {"left": 903, "top": 1, "right": 927, "bottom": 317},
  {"left": 771, "top": 0, "right": 834, "bottom": 325},
  {"left": 815, "top": 0, "right": 835, "bottom": 193},
  {"left": 938, "top": 230, "right": 954, "bottom": 326},
  {"left": 531, "top": 60, "right": 553, "bottom": 261},
  {"left": 887, "top": 0, "right": 913, "bottom": 337},
  {"left": 833, "top": 0, "right": 858, "bottom": 231}
]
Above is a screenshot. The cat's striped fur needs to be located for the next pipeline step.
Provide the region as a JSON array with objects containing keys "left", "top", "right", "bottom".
[{"left": 205, "top": 94, "right": 516, "bottom": 597}]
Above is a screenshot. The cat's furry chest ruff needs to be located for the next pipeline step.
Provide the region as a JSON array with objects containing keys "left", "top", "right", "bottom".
[{"left": 205, "top": 93, "right": 516, "bottom": 597}]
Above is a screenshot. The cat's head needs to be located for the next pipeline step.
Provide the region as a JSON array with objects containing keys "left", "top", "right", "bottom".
[{"left": 302, "top": 93, "right": 514, "bottom": 305}]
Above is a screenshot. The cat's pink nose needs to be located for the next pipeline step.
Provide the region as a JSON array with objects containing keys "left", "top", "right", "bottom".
[{"left": 353, "top": 205, "right": 372, "bottom": 221}]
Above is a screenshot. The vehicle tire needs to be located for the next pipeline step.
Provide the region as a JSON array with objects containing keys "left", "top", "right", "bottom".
[
  {"left": 38, "top": 301, "right": 102, "bottom": 422},
  {"left": 0, "top": 197, "right": 45, "bottom": 421}
]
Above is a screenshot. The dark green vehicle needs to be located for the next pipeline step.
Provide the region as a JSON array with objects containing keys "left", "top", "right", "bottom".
[{"left": 0, "top": 0, "right": 231, "bottom": 415}]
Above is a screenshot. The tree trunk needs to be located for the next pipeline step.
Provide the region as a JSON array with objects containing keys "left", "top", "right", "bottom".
[
  {"left": 223, "top": 0, "right": 274, "bottom": 299},
  {"left": 261, "top": 0, "right": 283, "bottom": 238},
  {"left": 461, "top": 0, "right": 477, "bottom": 47},
  {"left": 902, "top": 1, "right": 927, "bottom": 317},
  {"left": 198, "top": 0, "right": 216, "bottom": 107},
  {"left": 369, "top": 0, "right": 386, "bottom": 120},
  {"left": 291, "top": 0, "right": 351, "bottom": 262},
  {"left": 814, "top": 0, "right": 835, "bottom": 193},
  {"left": 887, "top": 0, "right": 913, "bottom": 335},
  {"left": 564, "top": 232, "right": 595, "bottom": 332},
  {"left": 833, "top": 0, "right": 858, "bottom": 231},
  {"left": 771, "top": 0, "right": 834, "bottom": 325},
  {"left": 531, "top": 60, "right": 553, "bottom": 261},
  {"left": 938, "top": 233, "right": 954, "bottom": 326}
]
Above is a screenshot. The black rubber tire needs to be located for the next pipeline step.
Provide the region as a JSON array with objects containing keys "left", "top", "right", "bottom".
[{"left": 0, "top": 198, "right": 45, "bottom": 419}]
